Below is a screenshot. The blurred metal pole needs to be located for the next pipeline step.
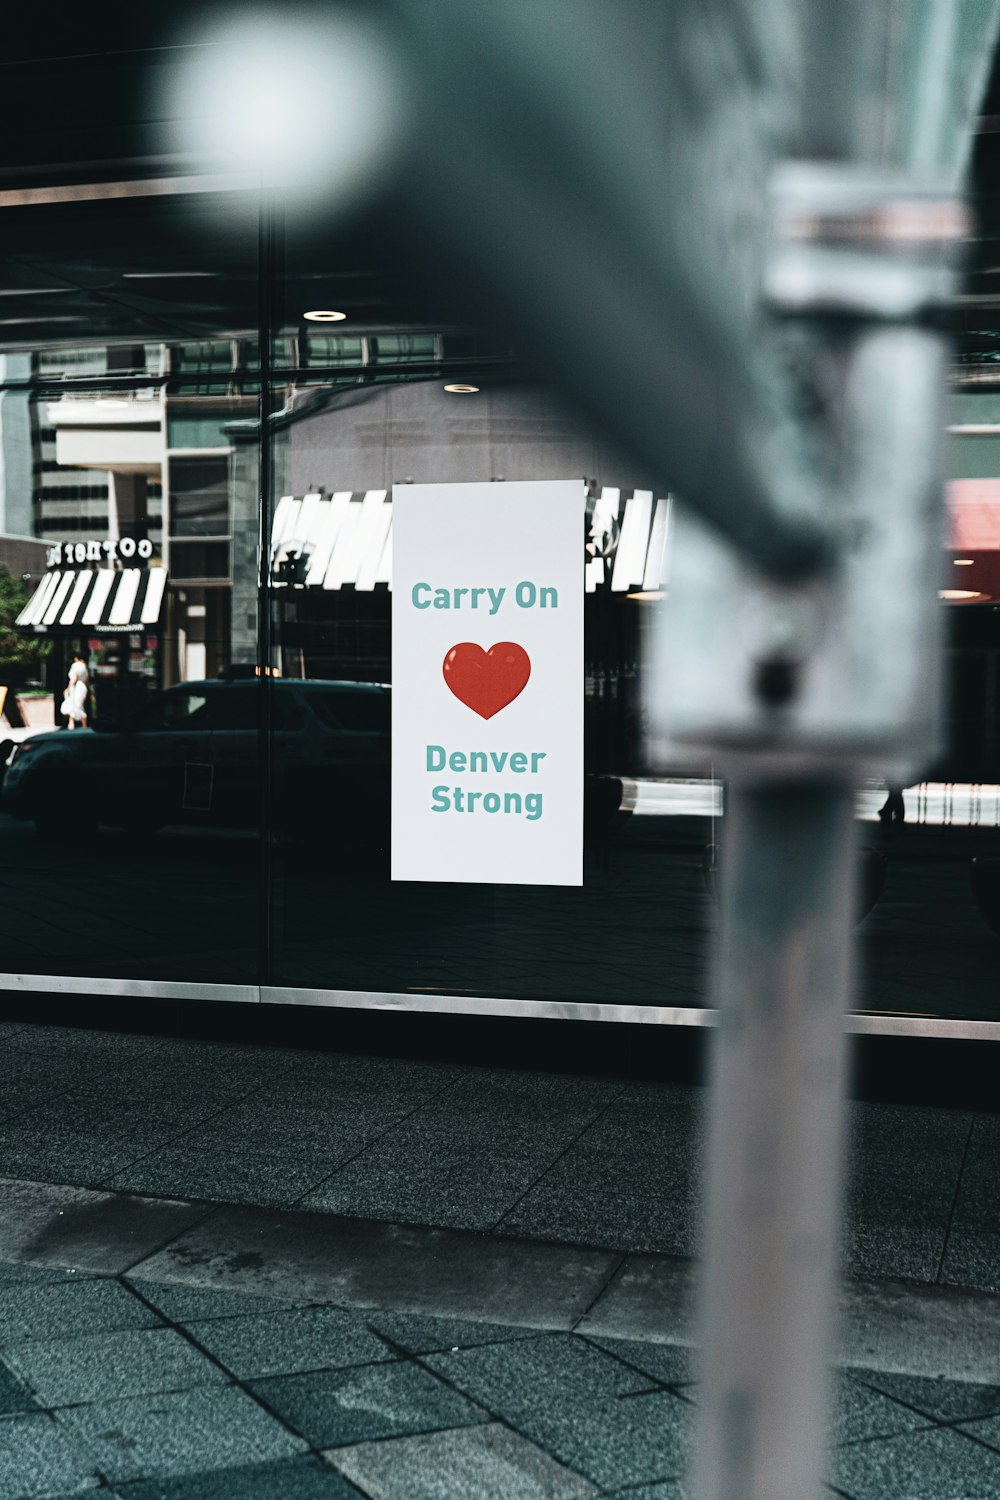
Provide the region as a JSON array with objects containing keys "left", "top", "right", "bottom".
[
  {"left": 692, "top": 781, "right": 855, "bottom": 1500},
  {"left": 683, "top": 2, "right": 1000, "bottom": 1493}
]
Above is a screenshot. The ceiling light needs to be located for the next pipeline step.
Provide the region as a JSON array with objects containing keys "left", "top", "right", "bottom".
[
  {"left": 303, "top": 310, "right": 347, "bottom": 322},
  {"left": 626, "top": 590, "right": 666, "bottom": 602},
  {"left": 940, "top": 589, "right": 985, "bottom": 600},
  {"left": 444, "top": 383, "right": 479, "bottom": 394},
  {"left": 123, "top": 272, "right": 220, "bottom": 281},
  {"left": 953, "top": 557, "right": 975, "bottom": 565}
]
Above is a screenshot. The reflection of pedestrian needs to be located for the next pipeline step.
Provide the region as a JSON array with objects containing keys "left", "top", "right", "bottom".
[
  {"left": 878, "top": 784, "right": 905, "bottom": 827},
  {"left": 60, "top": 654, "right": 89, "bottom": 730}
]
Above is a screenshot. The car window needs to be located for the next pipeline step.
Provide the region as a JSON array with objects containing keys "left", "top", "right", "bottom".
[
  {"left": 215, "top": 685, "right": 260, "bottom": 731},
  {"left": 207, "top": 686, "right": 304, "bottom": 731},
  {"left": 272, "top": 692, "right": 304, "bottom": 731},
  {"left": 147, "top": 688, "right": 215, "bottom": 731},
  {"left": 305, "top": 690, "right": 390, "bottom": 732}
]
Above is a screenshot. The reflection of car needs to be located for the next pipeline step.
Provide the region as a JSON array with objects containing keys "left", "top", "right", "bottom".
[
  {"left": 0, "top": 726, "right": 56, "bottom": 789},
  {"left": 1, "top": 678, "right": 391, "bottom": 839}
]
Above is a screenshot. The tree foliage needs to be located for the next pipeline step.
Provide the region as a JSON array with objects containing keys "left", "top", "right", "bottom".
[{"left": 0, "top": 564, "right": 49, "bottom": 682}]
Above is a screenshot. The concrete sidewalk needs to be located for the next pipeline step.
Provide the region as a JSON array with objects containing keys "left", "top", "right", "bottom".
[{"left": 2, "top": 1018, "right": 1000, "bottom": 1498}]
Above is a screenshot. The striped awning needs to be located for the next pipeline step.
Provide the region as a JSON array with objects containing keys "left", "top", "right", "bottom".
[
  {"left": 270, "top": 487, "right": 670, "bottom": 595},
  {"left": 15, "top": 566, "right": 168, "bottom": 634}
]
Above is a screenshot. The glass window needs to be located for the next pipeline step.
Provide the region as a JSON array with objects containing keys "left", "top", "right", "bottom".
[
  {"left": 169, "top": 541, "right": 231, "bottom": 582},
  {"left": 303, "top": 334, "right": 364, "bottom": 368},
  {"left": 169, "top": 458, "right": 229, "bottom": 537},
  {"left": 304, "top": 688, "right": 391, "bottom": 733},
  {"left": 151, "top": 687, "right": 213, "bottom": 729},
  {"left": 0, "top": 331, "right": 261, "bottom": 983},
  {"left": 263, "top": 370, "right": 691, "bottom": 1006},
  {"left": 215, "top": 684, "right": 259, "bottom": 731},
  {"left": 1, "top": 164, "right": 999, "bottom": 1032},
  {"left": 369, "top": 333, "right": 437, "bottom": 364}
]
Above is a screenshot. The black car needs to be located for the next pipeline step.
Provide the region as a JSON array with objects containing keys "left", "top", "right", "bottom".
[{"left": 2, "top": 678, "right": 391, "bottom": 839}]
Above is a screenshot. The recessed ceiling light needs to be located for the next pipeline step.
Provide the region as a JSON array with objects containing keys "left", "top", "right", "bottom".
[
  {"left": 303, "top": 309, "right": 347, "bottom": 322},
  {"left": 940, "top": 588, "right": 985, "bottom": 600},
  {"left": 444, "top": 383, "right": 479, "bottom": 394},
  {"left": 953, "top": 557, "right": 975, "bottom": 565}
]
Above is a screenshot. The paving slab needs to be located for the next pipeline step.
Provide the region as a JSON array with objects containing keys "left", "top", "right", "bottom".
[
  {"left": 130, "top": 1206, "right": 621, "bottom": 1329},
  {"left": 0, "top": 1411, "right": 103, "bottom": 1498},
  {"left": 3, "top": 1326, "right": 227, "bottom": 1406},
  {"left": 831, "top": 1423, "right": 1000, "bottom": 1499},
  {"left": 296, "top": 1141, "right": 560, "bottom": 1231},
  {"left": 583, "top": 1335, "right": 695, "bottom": 1386},
  {"left": 851, "top": 1369, "right": 1000, "bottom": 1423},
  {"left": 0, "top": 1354, "right": 40, "bottom": 1414},
  {"left": 607, "top": 1485, "right": 687, "bottom": 1500},
  {"left": 116, "top": 1455, "right": 360, "bottom": 1499},
  {"left": 574, "top": 1254, "right": 698, "bottom": 1344},
  {"left": 843, "top": 1104, "right": 972, "bottom": 1284},
  {"left": 423, "top": 1333, "right": 656, "bottom": 1418},
  {"left": 581, "top": 1259, "right": 1000, "bottom": 1386},
  {"left": 938, "top": 1117, "right": 1000, "bottom": 1291},
  {"left": 124, "top": 1276, "right": 303, "bottom": 1323},
  {"left": 0, "top": 1125, "right": 165, "bottom": 1187},
  {"left": 0, "top": 1178, "right": 211, "bottom": 1275},
  {"left": 838, "top": 1277, "right": 1000, "bottom": 1383},
  {"left": 55, "top": 1384, "right": 309, "bottom": 1485},
  {"left": 0, "top": 1260, "right": 95, "bottom": 1288},
  {"left": 250, "top": 1360, "right": 486, "bottom": 1448},
  {"left": 4, "top": 1026, "right": 168, "bottom": 1059},
  {"left": 182, "top": 1306, "right": 391, "bottom": 1379},
  {"left": 328, "top": 1422, "right": 599, "bottom": 1499},
  {"left": 365, "top": 1309, "right": 540, "bottom": 1354},
  {"left": 103, "top": 1145, "right": 347, "bottom": 1210},
  {"left": 832, "top": 1376, "right": 934, "bottom": 1445},
  {"left": 497, "top": 1185, "right": 698, "bottom": 1257},
  {"left": 0, "top": 1277, "right": 161, "bottom": 1343},
  {"left": 509, "top": 1389, "right": 694, "bottom": 1491}
]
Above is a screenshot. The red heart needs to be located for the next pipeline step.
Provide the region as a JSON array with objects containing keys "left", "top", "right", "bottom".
[{"left": 442, "top": 642, "right": 531, "bottom": 720}]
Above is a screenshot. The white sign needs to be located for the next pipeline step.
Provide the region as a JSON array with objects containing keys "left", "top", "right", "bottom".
[
  {"left": 392, "top": 480, "right": 584, "bottom": 887},
  {"left": 47, "top": 537, "right": 155, "bottom": 568}
]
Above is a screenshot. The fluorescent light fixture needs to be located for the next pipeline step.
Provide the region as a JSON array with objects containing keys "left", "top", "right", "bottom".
[
  {"left": 443, "top": 383, "right": 480, "bottom": 394},
  {"left": 953, "top": 557, "right": 975, "bottom": 565},
  {"left": 123, "top": 272, "right": 221, "bottom": 280},
  {"left": 940, "top": 588, "right": 985, "bottom": 600},
  {"left": 303, "top": 310, "right": 347, "bottom": 322}
]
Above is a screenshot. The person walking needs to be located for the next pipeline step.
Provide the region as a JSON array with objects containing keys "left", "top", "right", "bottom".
[
  {"left": 878, "top": 782, "right": 905, "bottom": 829},
  {"left": 60, "top": 653, "right": 90, "bottom": 730}
]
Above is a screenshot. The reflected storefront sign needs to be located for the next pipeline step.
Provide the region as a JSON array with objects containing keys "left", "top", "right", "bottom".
[{"left": 46, "top": 536, "right": 157, "bottom": 568}]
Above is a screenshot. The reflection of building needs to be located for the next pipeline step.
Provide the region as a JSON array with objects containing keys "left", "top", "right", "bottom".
[
  {"left": 11, "top": 367, "right": 256, "bottom": 703},
  {"left": 231, "top": 379, "right": 671, "bottom": 771}
]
